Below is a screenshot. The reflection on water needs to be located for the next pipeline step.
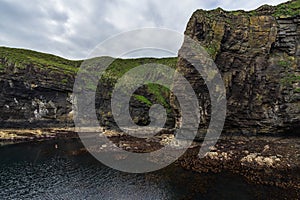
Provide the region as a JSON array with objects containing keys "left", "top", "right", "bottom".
[{"left": 0, "top": 139, "right": 294, "bottom": 199}]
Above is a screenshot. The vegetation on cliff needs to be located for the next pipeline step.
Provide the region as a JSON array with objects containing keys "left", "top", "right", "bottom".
[
  {"left": 0, "top": 47, "right": 81, "bottom": 74},
  {"left": 273, "top": 0, "right": 300, "bottom": 17},
  {"left": 179, "top": 0, "right": 300, "bottom": 135},
  {"left": 0, "top": 0, "right": 298, "bottom": 132},
  {"left": 0, "top": 46, "right": 177, "bottom": 108}
]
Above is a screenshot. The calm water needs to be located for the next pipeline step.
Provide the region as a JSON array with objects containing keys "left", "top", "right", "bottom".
[{"left": 0, "top": 139, "right": 295, "bottom": 199}]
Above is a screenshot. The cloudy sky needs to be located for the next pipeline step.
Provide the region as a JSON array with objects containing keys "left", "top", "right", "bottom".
[{"left": 0, "top": 0, "right": 287, "bottom": 60}]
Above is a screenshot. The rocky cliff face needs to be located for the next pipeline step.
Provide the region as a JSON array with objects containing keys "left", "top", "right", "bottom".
[
  {"left": 0, "top": 48, "right": 176, "bottom": 129},
  {"left": 95, "top": 58, "right": 177, "bottom": 130},
  {"left": 176, "top": 0, "right": 300, "bottom": 135},
  {"left": 0, "top": 1, "right": 299, "bottom": 136},
  {"left": 0, "top": 48, "right": 77, "bottom": 128}
]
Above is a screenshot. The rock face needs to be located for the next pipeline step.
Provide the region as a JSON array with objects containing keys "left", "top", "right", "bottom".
[
  {"left": 0, "top": 77, "right": 73, "bottom": 128},
  {"left": 0, "top": 48, "right": 176, "bottom": 129},
  {"left": 175, "top": 0, "right": 300, "bottom": 135},
  {"left": 95, "top": 59, "right": 177, "bottom": 130},
  {"left": 0, "top": 1, "right": 299, "bottom": 135},
  {"left": 0, "top": 48, "right": 76, "bottom": 128}
]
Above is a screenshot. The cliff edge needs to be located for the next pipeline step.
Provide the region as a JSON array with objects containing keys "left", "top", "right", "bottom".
[{"left": 175, "top": 0, "right": 300, "bottom": 135}]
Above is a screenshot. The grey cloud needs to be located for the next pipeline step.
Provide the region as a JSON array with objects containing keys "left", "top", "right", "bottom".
[{"left": 0, "top": 0, "right": 287, "bottom": 59}]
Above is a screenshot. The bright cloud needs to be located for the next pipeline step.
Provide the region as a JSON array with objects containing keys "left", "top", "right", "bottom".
[{"left": 0, "top": 0, "right": 287, "bottom": 59}]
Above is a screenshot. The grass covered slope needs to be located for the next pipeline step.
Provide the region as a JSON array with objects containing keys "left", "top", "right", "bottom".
[
  {"left": 0, "top": 46, "right": 177, "bottom": 78},
  {"left": 273, "top": 0, "right": 300, "bottom": 17},
  {"left": 0, "top": 46, "right": 82, "bottom": 74},
  {"left": 0, "top": 46, "right": 177, "bottom": 106}
]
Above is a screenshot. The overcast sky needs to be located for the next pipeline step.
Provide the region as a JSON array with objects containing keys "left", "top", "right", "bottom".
[{"left": 0, "top": 0, "right": 287, "bottom": 60}]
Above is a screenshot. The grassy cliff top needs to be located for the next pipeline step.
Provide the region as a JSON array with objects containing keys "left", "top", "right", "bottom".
[
  {"left": 0, "top": 46, "right": 178, "bottom": 105},
  {"left": 0, "top": 46, "right": 177, "bottom": 78},
  {"left": 273, "top": 0, "right": 300, "bottom": 17},
  {"left": 0, "top": 46, "right": 82, "bottom": 74},
  {"left": 195, "top": 0, "right": 299, "bottom": 18}
]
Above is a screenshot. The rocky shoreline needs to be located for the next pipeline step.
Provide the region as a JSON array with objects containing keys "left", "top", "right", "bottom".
[
  {"left": 85, "top": 131, "right": 300, "bottom": 196},
  {"left": 178, "top": 136, "right": 300, "bottom": 192},
  {"left": 107, "top": 132, "right": 300, "bottom": 192},
  {"left": 3, "top": 128, "right": 298, "bottom": 194},
  {"left": 0, "top": 128, "right": 77, "bottom": 145}
]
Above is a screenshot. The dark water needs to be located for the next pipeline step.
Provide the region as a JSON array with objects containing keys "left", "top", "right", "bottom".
[{"left": 0, "top": 139, "right": 295, "bottom": 199}]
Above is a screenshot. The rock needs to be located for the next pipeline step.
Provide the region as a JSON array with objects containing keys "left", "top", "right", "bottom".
[
  {"left": 243, "top": 150, "right": 249, "bottom": 154},
  {"left": 241, "top": 153, "right": 279, "bottom": 167},
  {"left": 263, "top": 157, "right": 274, "bottom": 167},
  {"left": 241, "top": 153, "right": 258, "bottom": 163},
  {"left": 254, "top": 156, "right": 265, "bottom": 166},
  {"left": 263, "top": 145, "right": 270, "bottom": 152},
  {"left": 204, "top": 151, "right": 231, "bottom": 161},
  {"left": 205, "top": 152, "right": 219, "bottom": 160},
  {"left": 0, "top": 1, "right": 299, "bottom": 138},
  {"left": 275, "top": 158, "right": 281, "bottom": 162},
  {"left": 221, "top": 152, "right": 229, "bottom": 160},
  {"left": 0, "top": 48, "right": 75, "bottom": 128},
  {"left": 0, "top": 48, "right": 177, "bottom": 130},
  {"left": 173, "top": 0, "right": 300, "bottom": 137},
  {"left": 209, "top": 146, "right": 218, "bottom": 151}
]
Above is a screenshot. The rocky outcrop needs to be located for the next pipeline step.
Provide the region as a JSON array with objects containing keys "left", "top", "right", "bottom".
[
  {"left": 0, "top": 1, "right": 299, "bottom": 136},
  {"left": 96, "top": 81, "right": 176, "bottom": 130},
  {"left": 0, "top": 48, "right": 76, "bottom": 128},
  {"left": 0, "top": 48, "right": 176, "bottom": 129},
  {"left": 175, "top": 0, "right": 300, "bottom": 136}
]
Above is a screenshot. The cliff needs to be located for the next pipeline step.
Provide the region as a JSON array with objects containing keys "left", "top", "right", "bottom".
[
  {"left": 0, "top": 47, "right": 79, "bottom": 128},
  {"left": 176, "top": 0, "right": 300, "bottom": 135},
  {"left": 0, "top": 0, "right": 299, "bottom": 136},
  {"left": 0, "top": 47, "right": 176, "bottom": 128}
]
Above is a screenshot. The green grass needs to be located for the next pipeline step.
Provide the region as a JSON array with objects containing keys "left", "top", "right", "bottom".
[
  {"left": 0, "top": 63, "right": 4, "bottom": 70},
  {"left": 133, "top": 95, "right": 152, "bottom": 106},
  {"left": 0, "top": 46, "right": 82, "bottom": 74},
  {"left": 61, "top": 78, "right": 68, "bottom": 84},
  {"left": 205, "top": 45, "right": 219, "bottom": 59},
  {"left": 278, "top": 60, "right": 291, "bottom": 68},
  {"left": 281, "top": 74, "right": 300, "bottom": 85},
  {"left": 147, "top": 83, "right": 170, "bottom": 108},
  {"left": 80, "top": 57, "right": 177, "bottom": 90},
  {"left": 104, "top": 57, "right": 178, "bottom": 80},
  {"left": 214, "top": 0, "right": 300, "bottom": 18},
  {"left": 294, "top": 88, "right": 300, "bottom": 93},
  {"left": 102, "top": 57, "right": 177, "bottom": 107},
  {"left": 273, "top": 0, "right": 300, "bottom": 17},
  {"left": 0, "top": 46, "right": 177, "bottom": 108},
  {"left": 132, "top": 83, "right": 172, "bottom": 110}
]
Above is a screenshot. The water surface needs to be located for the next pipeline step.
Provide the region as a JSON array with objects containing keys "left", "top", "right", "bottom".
[{"left": 0, "top": 139, "right": 294, "bottom": 199}]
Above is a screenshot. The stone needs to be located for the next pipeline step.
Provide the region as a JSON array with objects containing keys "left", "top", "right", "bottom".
[
  {"left": 263, "top": 157, "right": 274, "bottom": 167},
  {"left": 173, "top": 1, "right": 300, "bottom": 137},
  {"left": 209, "top": 146, "right": 218, "bottom": 151},
  {"left": 0, "top": 1, "right": 299, "bottom": 139},
  {"left": 263, "top": 145, "right": 270, "bottom": 152},
  {"left": 243, "top": 150, "right": 249, "bottom": 154},
  {"left": 205, "top": 152, "right": 219, "bottom": 160}
]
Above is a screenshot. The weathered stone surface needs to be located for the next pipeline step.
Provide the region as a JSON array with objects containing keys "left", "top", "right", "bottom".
[
  {"left": 0, "top": 60, "right": 74, "bottom": 128},
  {"left": 175, "top": 1, "right": 300, "bottom": 136},
  {"left": 0, "top": 53, "right": 176, "bottom": 129},
  {"left": 0, "top": 1, "right": 299, "bottom": 137}
]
